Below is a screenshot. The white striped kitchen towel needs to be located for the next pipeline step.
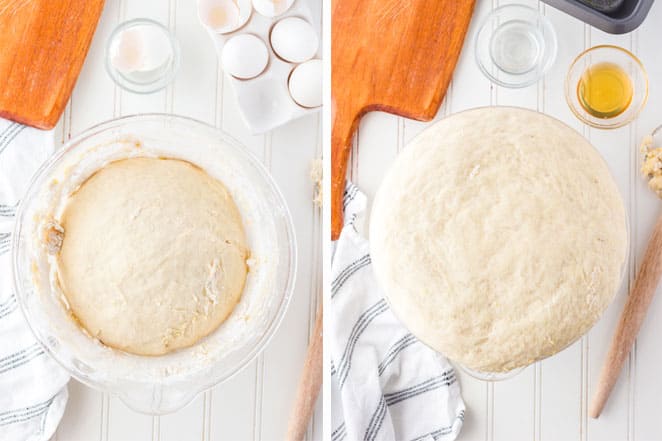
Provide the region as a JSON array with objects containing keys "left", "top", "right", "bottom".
[
  {"left": 0, "top": 120, "right": 69, "bottom": 441},
  {"left": 330, "top": 182, "right": 465, "bottom": 441}
]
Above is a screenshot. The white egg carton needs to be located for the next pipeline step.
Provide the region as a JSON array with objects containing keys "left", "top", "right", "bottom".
[{"left": 199, "top": 0, "right": 321, "bottom": 134}]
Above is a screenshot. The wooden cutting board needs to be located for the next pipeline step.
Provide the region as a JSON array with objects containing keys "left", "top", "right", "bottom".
[
  {"left": 0, "top": 0, "right": 105, "bottom": 129},
  {"left": 331, "top": 0, "right": 476, "bottom": 239}
]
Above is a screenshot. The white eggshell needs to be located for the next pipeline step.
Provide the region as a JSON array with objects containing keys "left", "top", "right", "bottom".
[
  {"left": 288, "top": 59, "right": 322, "bottom": 108},
  {"left": 110, "top": 25, "right": 172, "bottom": 73},
  {"left": 222, "top": 34, "right": 269, "bottom": 79},
  {"left": 136, "top": 25, "right": 173, "bottom": 72},
  {"left": 252, "top": 0, "right": 294, "bottom": 18},
  {"left": 110, "top": 28, "right": 144, "bottom": 73},
  {"left": 198, "top": 0, "right": 252, "bottom": 34},
  {"left": 270, "top": 17, "right": 318, "bottom": 63}
]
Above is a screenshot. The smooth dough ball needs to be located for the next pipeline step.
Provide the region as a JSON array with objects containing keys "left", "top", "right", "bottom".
[
  {"left": 370, "top": 107, "right": 628, "bottom": 373},
  {"left": 56, "top": 157, "right": 249, "bottom": 356}
]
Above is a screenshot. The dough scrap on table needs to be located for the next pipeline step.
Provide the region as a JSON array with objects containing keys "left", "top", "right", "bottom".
[{"left": 641, "top": 136, "right": 662, "bottom": 199}]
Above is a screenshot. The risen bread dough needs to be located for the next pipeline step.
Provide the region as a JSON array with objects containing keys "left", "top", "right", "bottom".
[
  {"left": 56, "top": 157, "right": 249, "bottom": 356},
  {"left": 370, "top": 107, "right": 628, "bottom": 373}
]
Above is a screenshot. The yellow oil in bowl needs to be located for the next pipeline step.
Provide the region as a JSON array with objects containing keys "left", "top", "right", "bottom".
[{"left": 577, "top": 62, "right": 633, "bottom": 119}]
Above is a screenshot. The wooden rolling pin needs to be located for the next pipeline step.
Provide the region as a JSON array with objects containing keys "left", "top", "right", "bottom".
[
  {"left": 590, "top": 134, "right": 662, "bottom": 417},
  {"left": 286, "top": 307, "right": 323, "bottom": 441}
]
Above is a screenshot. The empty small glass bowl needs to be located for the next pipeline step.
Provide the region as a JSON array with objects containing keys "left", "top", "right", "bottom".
[
  {"left": 475, "top": 5, "right": 557, "bottom": 88},
  {"left": 565, "top": 45, "right": 648, "bottom": 129}
]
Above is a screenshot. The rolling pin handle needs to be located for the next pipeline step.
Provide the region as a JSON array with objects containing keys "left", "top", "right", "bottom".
[
  {"left": 286, "top": 306, "right": 323, "bottom": 441},
  {"left": 590, "top": 212, "right": 662, "bottom": 418}
]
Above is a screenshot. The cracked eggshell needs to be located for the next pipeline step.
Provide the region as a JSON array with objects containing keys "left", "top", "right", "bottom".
[
  {"left": 221, "top": 34, "right": 269, "bottom": 79},
  {"left": 288, "top": 59, "right": 322, "bottom": 108},
  {"left": 110, "top": 25, "right": 173, "bottom": 73},
  {"left": 270, "top": 17, "right": 318, "bottom": 63},
  {"left": 198, "top": 0, "right": 252, "bottom": 34},
  {"left": 110, "top": 28, "right": 145, "bottom": 73},
  {"left": 252, "top": 0, "right": 294, "bottom": 18}
]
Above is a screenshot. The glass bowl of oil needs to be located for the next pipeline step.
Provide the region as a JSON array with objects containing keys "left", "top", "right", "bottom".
[{"left": 565, "top": 45, "right": 648, "bottom": 129}]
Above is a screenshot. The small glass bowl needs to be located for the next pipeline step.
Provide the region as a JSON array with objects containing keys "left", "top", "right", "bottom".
[
  {"left": 475, "top": 5, "right": 557, "bottom": 88},
  {"left": 565, "top": 45, "right": 648, "bottom": 129},
  {"left": 105, "top": 19, "right": 181, "bottom": 94}
]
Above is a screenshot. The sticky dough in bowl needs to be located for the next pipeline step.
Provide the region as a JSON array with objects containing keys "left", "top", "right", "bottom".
[{"left": 13, "top": 114, "right": 296, "bottom": 413}]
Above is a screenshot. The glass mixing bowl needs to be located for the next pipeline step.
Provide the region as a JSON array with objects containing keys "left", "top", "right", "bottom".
[
  {"left": 377, "top": 107, "right": 630, "bottom": 382},
  {"left": 12, "top": 114, "right": 297, "bottom": 414}
]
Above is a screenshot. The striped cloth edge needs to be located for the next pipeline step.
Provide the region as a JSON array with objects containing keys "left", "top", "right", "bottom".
[
  {"left": 0, "top": 119, "right": 70, "bottom": 441},
  {"left": 330, "top": 182, "right": 465, "bottom": 441}
]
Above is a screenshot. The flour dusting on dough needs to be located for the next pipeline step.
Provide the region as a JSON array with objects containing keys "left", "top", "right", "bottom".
[{"left": 370, "top": 107, "right": 628, "bottom": 373}]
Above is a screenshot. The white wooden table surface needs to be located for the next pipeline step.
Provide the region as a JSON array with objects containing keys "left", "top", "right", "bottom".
[
  {"left": 51, "top": 1, "right": 322, "bottom": 440},
  {"left": 350, "top": 1, "right": 662, "bottom": 440}
]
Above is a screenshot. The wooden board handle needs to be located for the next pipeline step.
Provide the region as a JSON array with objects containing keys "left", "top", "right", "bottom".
[
  {"left": 0, "top": 0, "right": 105, "bottom": 129},
  {"left": 286, "top": 306, "right": 323, "bottom": 441},
  {"left": 331, "top": 103, "right": 363, "bottom": 240},
  {"left": 590, "top": 212, "right": 662, "bottom": 418}
]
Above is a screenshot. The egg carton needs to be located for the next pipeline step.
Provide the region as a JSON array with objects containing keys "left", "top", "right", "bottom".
[{"left": 199, "top": 0, "right": 321, "bottom": 134}]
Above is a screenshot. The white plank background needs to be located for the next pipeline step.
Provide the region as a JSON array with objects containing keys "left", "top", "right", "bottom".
[
  {"left": 51, "top": 1, "right": 323, "bottom": 440},
  {"left": 349, "top": 1, "right": 662, "bottom": 440}
]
